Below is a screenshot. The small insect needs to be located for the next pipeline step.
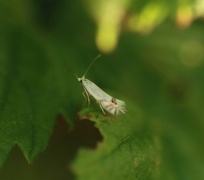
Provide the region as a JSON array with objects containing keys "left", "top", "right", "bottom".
[{"left": 77, "top": 55, "right": 126, "bottom": 116}]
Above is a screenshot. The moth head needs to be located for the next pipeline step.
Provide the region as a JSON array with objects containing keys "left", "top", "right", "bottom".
[{"left": 75, "top": 73, "right": 83, "bottom": 83}]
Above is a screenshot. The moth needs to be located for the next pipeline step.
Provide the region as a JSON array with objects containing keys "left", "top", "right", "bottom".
[{"left": 77, "top": 55, "right": 126, "bottom": 116}]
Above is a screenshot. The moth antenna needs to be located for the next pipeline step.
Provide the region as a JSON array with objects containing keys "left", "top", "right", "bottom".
[
  {"left": 83, "top": 54, "right": 102, "bottom": 77},
  {"left": 74, "top": 73, "right": 79, "bottom": 79}
]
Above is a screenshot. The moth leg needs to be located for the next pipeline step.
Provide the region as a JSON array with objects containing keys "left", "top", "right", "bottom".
[
  {"left": 82, "top": 92, "right": 87, "bottom": 106},
  {"left": 82, "top": 89, "right": 90, "bottom": 105},
  {"left": 98, "top": 100, "right": 106, "bottom": 115}
]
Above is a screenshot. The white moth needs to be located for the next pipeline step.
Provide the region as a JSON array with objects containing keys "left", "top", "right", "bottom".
[{"left": 77, "top": 55, "right": 126, "bottom": 116}]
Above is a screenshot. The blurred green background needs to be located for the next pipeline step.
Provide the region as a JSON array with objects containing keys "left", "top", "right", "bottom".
[{"left": 0, "top": 0, "right": 204, "bottom": 179}]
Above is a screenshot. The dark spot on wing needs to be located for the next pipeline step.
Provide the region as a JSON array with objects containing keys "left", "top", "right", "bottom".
[{"left": 111, "top": 98, "right": 117, "bottom": 105}]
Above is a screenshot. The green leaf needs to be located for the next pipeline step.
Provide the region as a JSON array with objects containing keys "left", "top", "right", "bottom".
[
  {"left": 0, "top": 28, "right": 75, "bottom": 167},
  {"left": 72, "top": 103, "right": 160, "bottom": 180}
]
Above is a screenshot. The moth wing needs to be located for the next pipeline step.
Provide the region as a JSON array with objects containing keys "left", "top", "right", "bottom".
[
  {"left": 115, "top": 98, "right": 126, "bottom": 114},
  {"left": 100, "top": 99, "right": 116, "bottom": 115},
  {"left": 100, "top": 98, "right": 126, "bottom": 115},
  {"left": 82, "top": 79, "right": 111, "bottom": 100}
]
